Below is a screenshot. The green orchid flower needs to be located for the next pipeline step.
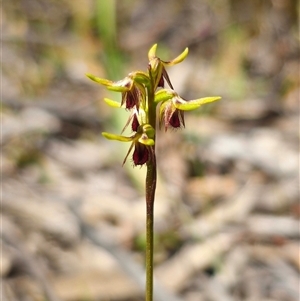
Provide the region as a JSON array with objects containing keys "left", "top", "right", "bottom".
[
  {"left": 158, "top": 89, "right": 221, "bottom": 131},
  {"left": 86, "top": 72, "right": 149, "bottom": 110},
  {"left": 148, "top": 44, "right": 189, "bottom": 89},
  {"left": 103, "top": 124, "right": 155, "bottom": 166}
]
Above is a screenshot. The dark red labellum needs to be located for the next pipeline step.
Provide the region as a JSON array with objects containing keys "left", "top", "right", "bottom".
[
  {"left": 133, "top": 143, "right": 149, "bottom": 166},
  {"left": 169, "top": 109, "right": 181, "bottom": 128},
  {"left": 125, "top": 91, "right": 136, "bottom": 109}
]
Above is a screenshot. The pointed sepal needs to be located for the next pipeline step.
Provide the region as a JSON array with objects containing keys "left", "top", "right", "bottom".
[
  {"left": 148, "top": 44, "right": 158, "bottom": 60},
  {"left": 174, "top": 96, "right": 221, "bottom": 111},
  {"left": 102, "top": 132, "right": 133, "bottom": 142},
  {"left": 86, "top": 74, "right": 112, "bottom": 86},
  {"left": 164, "top": 47, "right": 189, "bottom": 66},
  {"left": 104, "top": 98, "right": 121, "bottom": 108}
]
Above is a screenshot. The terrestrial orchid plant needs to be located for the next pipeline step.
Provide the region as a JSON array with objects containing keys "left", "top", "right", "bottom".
[{"left": 86, "top": 44, "right": 221, "bottom": 301}]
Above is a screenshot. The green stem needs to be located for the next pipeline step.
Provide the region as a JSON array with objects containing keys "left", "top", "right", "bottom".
[
  {"left": 145, "top": 156, "right": 156, "bottom": 301},
  {"left": 145, "top": 77, "right": 157, "bottom": 301},
  {"left": 145, "top": 209, "right": 153, "bottom": 301}
]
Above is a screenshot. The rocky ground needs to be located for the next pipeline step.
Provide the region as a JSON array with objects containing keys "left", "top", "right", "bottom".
[{"left": 2, "top": 1, "right": 299, "bottom": 301}]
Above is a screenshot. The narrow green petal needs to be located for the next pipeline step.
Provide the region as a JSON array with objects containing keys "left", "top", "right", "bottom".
[
  {"left": 148, "top": 44, "right": 158, "bottom": 60},
  {"left": 174, "top": 96, "right": 221, "bottom": 111},
  {"left": 174, "top": 102, "right": 201, "bottom": 111},
  {"left": 104, "top": 98, "right": 121, "bottom": 108},
  {"left": 86, "top": 75, "right": 131, "bottom": 92},
  {"left": 106, "top": 85, "right": 129, "bottom": 92},
  {"left": 86, "top": 74, "right": 112, "bottom": 86},
  {"left": 165, "top": 47, "right": 189, "bottom": 66},
  {"left": 102, "top": 132, "right": 133, "bottom": 142},
  {"left": 193, "top": 96, "right": 222, "bottom": 105}
]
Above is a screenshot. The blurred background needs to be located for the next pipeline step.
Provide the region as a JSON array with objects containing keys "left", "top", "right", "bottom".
[{"left": 2, "top": 0, "right": 299, "bottom": 301}]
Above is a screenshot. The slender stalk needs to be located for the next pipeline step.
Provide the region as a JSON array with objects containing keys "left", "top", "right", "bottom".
[
  {"left": 145, "top": 156, "right": 156, "bottom": 301},
  {"left": 145, "top": 209, "right": 153, "bottom": 301},
  {"left": 145, "top": 77, "right": 157, "bottom": 301}
]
